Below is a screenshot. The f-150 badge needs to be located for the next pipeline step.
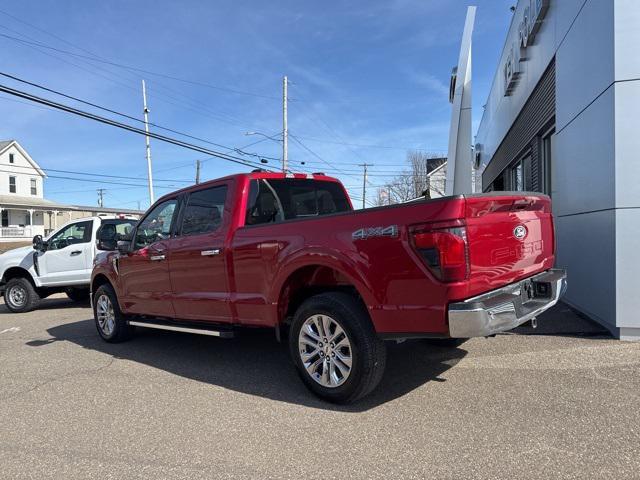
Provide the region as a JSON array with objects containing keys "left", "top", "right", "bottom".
[{"left": 352, "top": 225, "right": 398, "bottom": 241}]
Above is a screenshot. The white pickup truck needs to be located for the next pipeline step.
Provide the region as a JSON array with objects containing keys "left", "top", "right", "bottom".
[{"left": 0, "top": 216, "right": 136, "bottom": 312}]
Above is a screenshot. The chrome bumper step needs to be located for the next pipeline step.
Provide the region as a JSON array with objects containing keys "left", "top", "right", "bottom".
[{"left": 448, "top": 269, "right": 567, "bottom": 338}]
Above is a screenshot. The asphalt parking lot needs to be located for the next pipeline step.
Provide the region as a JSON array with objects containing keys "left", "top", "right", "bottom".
[{"left": 1, "top": 296, "right": 639, "bottom": 479}]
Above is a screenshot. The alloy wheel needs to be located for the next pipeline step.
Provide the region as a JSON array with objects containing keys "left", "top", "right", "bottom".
[
  {"left": 96, "top": 294, "right": 116, "bottom": 336},
  {"left": 298, "top": 314, "right": 353, "bottom": 388}
]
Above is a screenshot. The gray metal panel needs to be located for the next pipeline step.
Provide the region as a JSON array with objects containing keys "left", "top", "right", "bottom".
[{"left": 482, "top": 60, "right": 556, "bottom": 190}]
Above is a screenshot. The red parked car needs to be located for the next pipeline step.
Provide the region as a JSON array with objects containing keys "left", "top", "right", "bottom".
[{"left": 91, "top": 172, "right": 566, "bottom": 403}]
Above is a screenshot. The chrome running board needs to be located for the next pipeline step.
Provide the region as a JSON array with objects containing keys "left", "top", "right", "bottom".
[{"left": 128, "top": 320, "right": 234, "bottom": 338}]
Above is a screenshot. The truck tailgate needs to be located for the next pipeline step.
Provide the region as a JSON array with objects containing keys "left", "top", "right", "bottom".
[{"left": 464, "top": 194, "right": 555, "bottom": 296}]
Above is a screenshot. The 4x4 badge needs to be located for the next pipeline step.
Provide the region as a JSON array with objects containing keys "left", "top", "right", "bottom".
[{"left": 513, "top": 225, "right": 527, "bottom": 240}]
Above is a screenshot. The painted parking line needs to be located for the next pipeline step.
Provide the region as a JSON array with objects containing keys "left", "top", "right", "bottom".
[{"left": 0, "top": 327, "right": 21, "bottom": 334}]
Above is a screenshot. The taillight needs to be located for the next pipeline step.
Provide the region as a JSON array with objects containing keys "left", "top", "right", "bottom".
[{"left": 410, "top": 221, "right": 469, "bottom": 282}]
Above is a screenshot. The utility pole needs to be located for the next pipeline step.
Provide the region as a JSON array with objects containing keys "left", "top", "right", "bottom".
[
  {"left": 358, "top": 163, "right": 373, "bottom": 209},
  {"left": 282, "top": 75, "right": 288, "bottom": 173},
  {"left": 195, "top": 159, "right": 201, "bottom": 184},
  {"left": 97, "top": 188, "right": 105, "bottom": 208},
  {"left": 142, "top": 79, "right": 155, "bottom": 204}
]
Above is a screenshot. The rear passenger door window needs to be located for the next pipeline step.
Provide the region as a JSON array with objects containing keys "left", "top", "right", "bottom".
[{"left": 180, "top": 185, "right": 227, "bottom": 236}]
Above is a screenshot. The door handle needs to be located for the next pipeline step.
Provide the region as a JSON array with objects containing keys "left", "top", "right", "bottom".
[
  {"left": 201, "top": 249, "right": 221, "bottom": 256},
  {"left": 150, "top": 254, "right": 166, "bottom": 261},
  {"left": 70, "top": 250, "right": 82, "bottom": 256}
]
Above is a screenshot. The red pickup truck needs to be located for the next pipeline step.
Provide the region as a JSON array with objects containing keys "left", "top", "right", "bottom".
[{"left": 91, "top": 171, "right": 566, "bottom": 403}]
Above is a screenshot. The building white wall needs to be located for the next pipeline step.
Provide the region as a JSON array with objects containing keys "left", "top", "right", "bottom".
[
  {"left": 475, "top": 0, "right": 640, "bottom": 339},
  {"left": 0, "top": 143, "right": 44, "bottom": 198}
]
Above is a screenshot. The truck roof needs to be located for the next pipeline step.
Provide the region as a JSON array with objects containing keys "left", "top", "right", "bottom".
[{"left": 155, "top": 171, "right": 343, "bottom": 204}]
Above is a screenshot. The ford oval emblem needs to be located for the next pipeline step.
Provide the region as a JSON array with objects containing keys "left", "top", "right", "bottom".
[{"left": 513, "top": 225, "right": 527, "bottom": 240}]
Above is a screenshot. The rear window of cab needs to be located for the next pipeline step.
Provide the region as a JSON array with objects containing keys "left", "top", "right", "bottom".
[{"left": 245, "top": 178, "right": 351, "bottom": 226}]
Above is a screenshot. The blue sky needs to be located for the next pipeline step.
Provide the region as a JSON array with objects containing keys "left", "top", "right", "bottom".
[{"left": 0, "top": 0, "right": 513, "bottom": 210}]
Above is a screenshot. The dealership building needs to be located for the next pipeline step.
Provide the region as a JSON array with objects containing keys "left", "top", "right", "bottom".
[{"left": 474, "top": 0, "right": 640, "bottom": 340}]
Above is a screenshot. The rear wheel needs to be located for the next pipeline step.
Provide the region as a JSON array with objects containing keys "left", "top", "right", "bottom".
[
  {"left": 289, "top": 292, "right": 386, "bottom": 404},
  {"left": 4, "top": 277, "right": 40, "bottom": 313},
  {"left": 92, "top": 284, "right": 133, "bottom": 343},
  {"left": 66, "top": 287, "right": 90, "bottom": 303}
]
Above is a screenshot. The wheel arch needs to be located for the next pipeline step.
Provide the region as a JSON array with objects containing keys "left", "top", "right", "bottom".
[
  {"left": 91, "top": 273, "right": 113, "bottom": 295},
  {"left": 274, "top": 262, "right": 375, "bottom": 329},
  {"left": 2, "top": 266, "right": 36, "bottom": 286}
]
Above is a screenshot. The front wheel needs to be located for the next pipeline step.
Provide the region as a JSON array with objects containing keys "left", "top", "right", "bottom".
[
  {"left": 289, "top": 292, "right": 386, "bottom": 404},
  {"left": 4, "top": 277, "right": 40, "bottom": 313},
  {"left": 92, "top": 284, "right": 133, "bottom": 343}
]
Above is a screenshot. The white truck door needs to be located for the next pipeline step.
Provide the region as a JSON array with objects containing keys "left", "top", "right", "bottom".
[{"left": 37, "top": 220, "right": 94, "bottom": 285}]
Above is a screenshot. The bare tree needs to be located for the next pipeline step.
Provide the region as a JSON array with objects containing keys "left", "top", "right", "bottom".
[
  {"left": 408, "top": 150, "right": 429, "bottom": 198},
  {"left": 373, "top": 187, "right": 390, "bottom": 207},
  {"left": 380, "top": 151, "right": 446, "bottom": 203}
]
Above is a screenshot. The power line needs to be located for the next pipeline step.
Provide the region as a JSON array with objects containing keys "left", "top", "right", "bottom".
[
  {"left": 2, "top": 161, "right": 191, "bottom": 183},
  {"left": 0, "top": 32, "right": 280, "bottom": 101},
  {"left": 0, "top": 82, "right": 276, "bottom": 172},
  {"left": 0, "top": 22, "right": 261, "bottom": 131},
  {"left": 0, "top": 71, "right": 280, "bottom": 161},
  {"left": 294, "top": 135, "right": 443, "bottom": 152}
]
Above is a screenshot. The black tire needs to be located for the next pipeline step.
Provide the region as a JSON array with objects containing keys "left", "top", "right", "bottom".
[
  {"left": 66, "top": 287, "right": 90, "bottom": 303},
  {"left": 4, "top": 277, "right": 40, "bottom": 313},
  {"left": 92, "top": 283, "right": 133, "bottom": 343},
  {"left": 289, "top": 292, "right": 386, "bottom": 404}
]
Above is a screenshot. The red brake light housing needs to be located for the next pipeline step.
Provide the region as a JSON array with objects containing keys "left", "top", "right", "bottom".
[{"left": 410, "top": 220, "right": 469, "bottom": 283}]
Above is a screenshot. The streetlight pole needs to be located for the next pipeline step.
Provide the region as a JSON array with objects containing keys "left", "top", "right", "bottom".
[
  {"left": 141, "top": 79, "right": 154, "bottom": 204},
  {"left": 282, "top": 75, "right": 288, "bottom": 173}
]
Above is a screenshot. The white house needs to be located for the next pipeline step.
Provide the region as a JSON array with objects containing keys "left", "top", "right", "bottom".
[
  {"left": 0, "top": 139, "right": 50, "bottom": 239},
  {"left": 0, "top": 140, "right": 142, "bottom": 242},
  {"left": 426, "top": 161, "right": 447, "bottom": 199}
]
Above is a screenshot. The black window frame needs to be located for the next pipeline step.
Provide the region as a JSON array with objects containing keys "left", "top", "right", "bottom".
[
  {"left": 9, "top": 153, "right": 14, "bottom": 164},
  {"left": 132, "top": 198, "right": 180, "bottom": 251},
  {"left": 177, "top": 184, "right": 228, "bottom": 237},
  {"left": 243, "top": 178, "right": 352, "bottom": 228},
  {"left": 46, "top": 220, "right": 94, "bottom": 250}
]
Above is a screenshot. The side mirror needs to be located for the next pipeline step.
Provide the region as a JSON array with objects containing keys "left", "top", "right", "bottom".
[
  {"left": 116, "top": 240, "right": 131, "bottom": 255},
  {"left": 32, "top": 235, "right": 47, "bottom": 252}
]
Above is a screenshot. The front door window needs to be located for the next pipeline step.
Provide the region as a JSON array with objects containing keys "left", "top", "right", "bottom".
[
  {"left": 47, "top": 221, "right": 93, "bottom": 250},
  {"left": 134, "top": 200, "right": 177, "bottom": 250}
]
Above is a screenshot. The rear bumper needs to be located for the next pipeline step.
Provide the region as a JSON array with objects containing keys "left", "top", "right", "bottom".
[{"left": 448, "top": 269, "right": 567, "bottom": 338}]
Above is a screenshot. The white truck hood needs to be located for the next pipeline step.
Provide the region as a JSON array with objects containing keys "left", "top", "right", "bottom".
[{"left": 0, "top": 245, "right": 35, "bottom": 263}]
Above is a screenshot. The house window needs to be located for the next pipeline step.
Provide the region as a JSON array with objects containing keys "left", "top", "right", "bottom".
[
  {"left": 9, "top": 153, "right": 14, "bottom": 164},
  {"left": 30, "top": 178, "right": 37, "bottom": 195},
  {"left": 1, "top": 210, "right": 7, "bottom": 227},
  {"left": 9, "top": 176, "right": 16, "bottom": 193}
]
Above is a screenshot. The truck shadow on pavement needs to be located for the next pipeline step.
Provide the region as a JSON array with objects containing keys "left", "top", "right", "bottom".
[
  {"left": 31, "top": 319, "right": 467, "bottom": 411},
  {"left": 0, "top": 297, "right": 89, "bottom": 313}
]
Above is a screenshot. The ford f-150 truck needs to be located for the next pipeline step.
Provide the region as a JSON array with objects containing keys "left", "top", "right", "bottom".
[
  {"left": 0, "top": 216, "right": 136, "bottom": 312},
  {"left": 91, "top": 171, "right": 566, "bottom": 403}
]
